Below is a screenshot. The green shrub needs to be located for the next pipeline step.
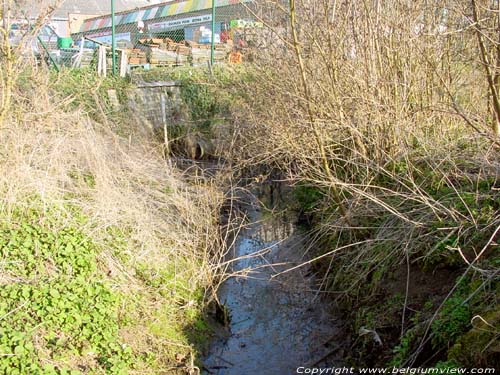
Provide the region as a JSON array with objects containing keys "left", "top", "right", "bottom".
[
  {"left": 0, "top": 207, "right": 131, "bottom": 374},
  {"left": 292, "top": 184, "right": 324, "bottom": 212}
]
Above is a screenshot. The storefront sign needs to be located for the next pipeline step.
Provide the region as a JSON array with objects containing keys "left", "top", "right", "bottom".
[
  {"left": 148, "top": 15, "right": 212, "bottom": 32},
  {"left": 230, "top": 19, "right": 264, "bottom": 29}
]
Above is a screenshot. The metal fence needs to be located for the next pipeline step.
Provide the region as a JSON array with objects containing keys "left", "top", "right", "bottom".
[{"left": 33, "top": 0, "right": 264, "bottom": 76}]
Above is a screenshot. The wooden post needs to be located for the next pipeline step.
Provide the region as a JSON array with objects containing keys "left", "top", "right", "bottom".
[
  {"left": 98, "top": 45, "right": 107, "bottom": 77},
  {"left": 211, "top": 0, "right": 216, "bottom": 66},
  {"left": 161, "top": 93, "right": 170, "bottom": 155}
]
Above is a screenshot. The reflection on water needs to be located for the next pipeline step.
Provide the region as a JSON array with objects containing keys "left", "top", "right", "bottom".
[{"left": 203, "top": 196, "right": 342, "bottom": 375}]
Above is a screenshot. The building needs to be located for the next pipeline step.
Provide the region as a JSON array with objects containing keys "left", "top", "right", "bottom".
[
  {"left": 72, "top": 0, "right": 252, "bottom": 46},
  {"left": 14, "top": 0, "right": 163, "bottom": 37}
]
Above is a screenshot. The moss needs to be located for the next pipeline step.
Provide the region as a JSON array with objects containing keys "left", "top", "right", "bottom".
[
  {"left": 419, "top": 233, "right": 463, "bottom": 271},
  {"left": 434, "top": 360, "right": 462, "bottom": 369},
  {"left": 447, "top": 309, "right": 500, "bottom": 367},
  {"left": 292, "top": 183, "right": 324, "bottom": 212},
  {"left": 390, "top": 327, "right": 420, "bottom": 367}
]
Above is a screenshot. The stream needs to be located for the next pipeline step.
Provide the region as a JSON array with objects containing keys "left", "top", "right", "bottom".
[{"left": 203, "top": 190, "right": 344, "bottom": 375}]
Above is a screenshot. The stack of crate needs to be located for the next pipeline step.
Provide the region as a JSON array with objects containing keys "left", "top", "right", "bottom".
[
  {"left": 158, "top": 38, "right": 175, "bottom": 50},
  {"left": 185, "top": 40, "right": 206, "bottom": 49},
  {"left": 135, "top": 38, "right": 230, "bottom": 67},
  {"left": 139, "top": 38, "right": 180, "bottom": 66},
  {"left": 177, "top": 44, "right": 191, "bottom": 65},
  {"left": 128, "top": 49, "right": 147, "bottom": 65},
  {"left": 163, "top": 38, "right": 191, "bottom": 66},
  {"left": 190, "top": 46, "right": 211, "bottom": 66},
  {"left": 187, "top": 41, "right": 229, "bottom": 66},
  {"left": 213, "top": 47, "right": 230, "bottom": 64},
  {"left": 149, "top": 48, "right": 178, "bottom": 66}
]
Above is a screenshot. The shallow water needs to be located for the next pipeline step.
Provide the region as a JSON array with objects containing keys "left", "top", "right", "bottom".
[{"left": 203, "top": 198, "right": 343, "bottom": 375}]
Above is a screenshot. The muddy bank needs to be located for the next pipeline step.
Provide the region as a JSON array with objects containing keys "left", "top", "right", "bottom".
[{"left": 203, "top": 193, "right": 345, "bottom": 375}]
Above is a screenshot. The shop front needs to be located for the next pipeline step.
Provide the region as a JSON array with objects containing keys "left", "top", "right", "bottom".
[
  {"left": 73, "top": 0, "right": 252, "bottom": 46},
  {"left": 147, "top": 14, "right": 225, "bottom": 44}
]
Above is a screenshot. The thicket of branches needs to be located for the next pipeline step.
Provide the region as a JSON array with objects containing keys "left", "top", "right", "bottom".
[{"left": 230, "top": 0, "right": 500, "bottom": 367}]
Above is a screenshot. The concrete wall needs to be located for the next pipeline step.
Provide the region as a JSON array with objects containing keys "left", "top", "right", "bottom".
[
  {"left": 110, "top": 80, "right": 221, "bottom": 159},
  {"left": 49, "top": 18, "right": 70, "bottom": 37},
  {"left": 125, "top": 81, "right": 185, "bottom": 132}
]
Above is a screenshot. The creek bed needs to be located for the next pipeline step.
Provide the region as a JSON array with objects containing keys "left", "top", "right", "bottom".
[{"left": 203, "top": 193, "right": 344, "bottom": 375}]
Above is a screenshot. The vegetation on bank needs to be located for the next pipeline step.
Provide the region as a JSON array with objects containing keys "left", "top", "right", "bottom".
[
  {"left": 2, "top": 1, "right": 499, "bottom": 372},
  {"left": 206, "top": 0, "right": 499, "bottom": 370},
  {"left": 120, "top": 60, "right": 500, "bottom": 369},
  {"left": 92, "top": 57, "right": 499, "bottom": 368},
  {"left": 0, "top": 61, "right": 224, "bottom": 374}
]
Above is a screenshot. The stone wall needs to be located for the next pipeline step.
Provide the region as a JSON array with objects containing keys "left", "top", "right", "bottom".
[{"left": 125, "top": 80, "right": 185, "bottom": 132}]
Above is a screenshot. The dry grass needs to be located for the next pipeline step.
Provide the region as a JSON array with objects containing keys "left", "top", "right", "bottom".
[
  {"left": 1, "top": 70, "right": 221, "bottom": 275},
  {"left": 0, "top": 60, "right": 225, "bottom": 374}
]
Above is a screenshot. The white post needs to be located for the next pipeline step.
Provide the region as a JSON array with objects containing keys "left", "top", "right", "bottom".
[{"left": 120, "top": 50, "right": 127, "bottom": 77}]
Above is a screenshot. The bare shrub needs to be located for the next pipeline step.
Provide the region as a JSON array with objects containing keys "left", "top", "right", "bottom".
[
  {"left": 229, "top": 0, "right": 500, "bottom": 365},
  {"left": 233, "top": 0, "right": 499, "bottom": 264}
]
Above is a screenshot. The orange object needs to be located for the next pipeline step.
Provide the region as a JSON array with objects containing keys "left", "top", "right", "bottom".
[
  {"left": 221, "top": 29, "right": 230, "bottom": 43},
  {"left": 229, "top": 51, "right": 242, "bottom": 64}
]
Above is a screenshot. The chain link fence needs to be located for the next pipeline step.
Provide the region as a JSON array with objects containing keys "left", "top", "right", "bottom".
[{"left": 14, "top": 0, "right": 268, "bottom": 75}]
